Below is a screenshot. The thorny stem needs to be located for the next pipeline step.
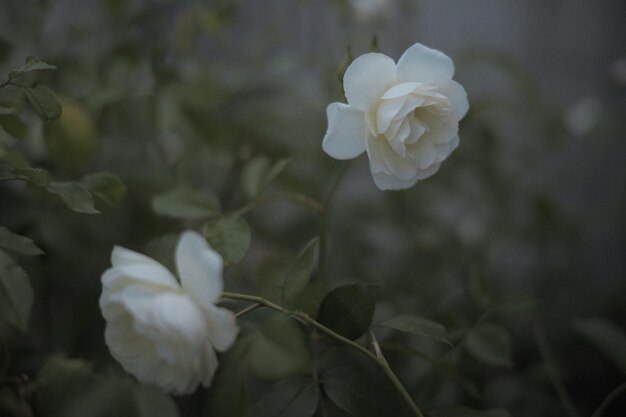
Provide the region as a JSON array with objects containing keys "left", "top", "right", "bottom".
[
  {"left": 591, "top": 382, "right": 626, "bottom": 417},
  {"left": 317, "top": 160, "right": 351, "bottom": 281},
  {"left": 221, "top": 291, "right": 425, "bottom": 417},
  {"left": 533, "top": 322, "right": 581, "bottom": 417}
]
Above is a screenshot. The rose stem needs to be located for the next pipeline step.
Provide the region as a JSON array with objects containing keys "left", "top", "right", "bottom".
[{"left": 222, "top": 291, "right": 425, "bottom": 417}]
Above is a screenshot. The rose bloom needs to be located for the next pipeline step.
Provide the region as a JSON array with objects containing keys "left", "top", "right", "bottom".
[
  {"left": 323, "top": 43, "right": 469, "bottom": 190},
  {"left": 99, "top": 231, "right": 238, "bottom": 394}
]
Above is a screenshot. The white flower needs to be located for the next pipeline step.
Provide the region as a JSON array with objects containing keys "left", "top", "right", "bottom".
[
  {"left": 349, "top": 0, "right": 392, "bottom": 20},
  {"left": 323, "top": 43, "right": 469, "bottom": 190},
  {"left": 99, "top": 231, "right": 238, "bottom": 394}
]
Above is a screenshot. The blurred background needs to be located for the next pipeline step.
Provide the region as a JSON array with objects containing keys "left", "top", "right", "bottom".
[{"left": 0, "top": 0, "right": 624, "bottom": 416}]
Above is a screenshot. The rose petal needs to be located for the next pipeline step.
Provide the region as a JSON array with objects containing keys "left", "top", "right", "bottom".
[
  {"left": 376, "top": 97, "right": 406, "bottom": 134},
  {"left": 434, "top": 80, "right": 468, "bottom": 121},
  {"left": 200, "top": 343, "right": 219, "bottom": 388},
  {"left": 204, "top": 303, "right": 239, "bottom": 352},
  {"left": 380, "top": 82, "right": 422, "bottom": 99},
  {"left": 396, "top": 43, "right": 454, "bottom": 83},
  {"left": 176, "top": 231, "right": 223, "bottom": 304},
  {"left": 343, "top": 52, "right": 396, "bottom": 111},
  {"left": 371, "top": 170, "right": 419, "bottom": 190},
  {"left": 322, "top": 103, "right": 367, "bottom": 159},
  {"left": 380, "top": 139, "right": 417, "bottom": 179},
  {"left": 415, "top": 163, "right": 441, "bottom": 180},
  {"left": 408, "top": 138, "right": 438, "bottom": 169},
  {"left": 102, "top": 263, "right": 179, "bottom": 291},
  {"left": 366, "top": 133, "right": 390, "bottom": 174}
]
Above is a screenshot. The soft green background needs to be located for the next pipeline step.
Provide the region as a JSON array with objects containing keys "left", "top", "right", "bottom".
[{"left": 0, "top": 1, "right": 624, "bottom": 416}]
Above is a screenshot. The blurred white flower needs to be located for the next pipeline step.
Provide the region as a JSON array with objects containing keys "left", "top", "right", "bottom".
[
  {"left": 564, "top": 96, "right": 603, "bottom": 138},
  {"left": 99, "top": 231, "right": 238, "bottom": 394},
  {"left": 349, "top": 0, "right": 392, "bottom": 20},
  {"left": 323, "top": 43, "right": 468, "bottom": 190}
]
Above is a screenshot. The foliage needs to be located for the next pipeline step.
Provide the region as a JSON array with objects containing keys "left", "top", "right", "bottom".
[{"left": 0, "top": 1, "right": 624, "bottom": 417}]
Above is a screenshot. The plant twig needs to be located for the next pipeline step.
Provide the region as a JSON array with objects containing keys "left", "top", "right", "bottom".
[
  {"left": 533, "top": 321, "right": 581, "bottom": 417},
  {"left": 221, "top": 291, "right": 424, "bottom": 417},
  {"left": 235, "top": 302, "right": 262, "bottom": 318},
  {"left": 317, "top": 160, "right": 351, "bottom": 281},
  {"left": 591, "top": 382, "right": 626, "bottom": 417}
]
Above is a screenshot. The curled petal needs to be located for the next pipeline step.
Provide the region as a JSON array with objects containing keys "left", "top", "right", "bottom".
[
  {"left": 204, "top": 304, "right": 240, "bottom": 352},
  {"left": 176, "top": 231, "right": 223, "bottom": 305},
  {"left": 343, "top": 52, "right": 396, "bottom": 111},
  {"left": 371, "top": 170, "right": 419, "bottom": 190},
  {"left": 396, "top": 43, "right": 454, "bottom": 83},
  {"left": 108, "top": 247, "right": 178, "bottom": 288},
  {"left": 434, "top": 80, "right": 469, "bottom": 121},
  {"left": 322, "top": 103, "right": 367, "bottom": 159},
  {"left": 408, "top": 138, "right": 438, "bottom": 169}
]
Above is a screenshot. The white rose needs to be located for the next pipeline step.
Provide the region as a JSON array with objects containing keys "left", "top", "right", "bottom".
[
  {"left": 323, "top": 43, "right": 469, "bottom": 190},
  {"left": 99, "top": 231, "right": 238, "bottom": 394}
]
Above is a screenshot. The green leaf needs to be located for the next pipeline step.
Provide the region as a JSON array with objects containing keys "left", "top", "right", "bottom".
[
  {"left": 152, "top": 185, "right": 220, "bottom": 220},
  {"left": 241, "top": 156, "right": 291, "bottom": 199},
  {"left": 135, "top": 385, "right": 180, "bottom": 417},
  {"left": 36, "top": 357, "right": 98, "bottom": 417},
  {"left": 380, "top": 315, "right": 451, "bottom": 345},
  {"left": 0, "top": 250, "right": 33, "bottom": 332},
  {"left": 202, "top": 216, "right": 251, "bottom": 264},
  {"left": 46, "top": 181, "right": 100, "bottom": 214},
  {"left": 317, "top": 284, "right": 377, "bottom": 340},
  {"left": 9, "top": 56, "right": 56, "bottom": 80},
  {"left": 248, "top": 377, "right": 319, "bottom": 417},
  {"left": 9, "top": 167, "right": 50, "bottom": 186},
  {"left": 24, "top": 85, "right": 62, "bottom": 121},
  {"left": 321, "top": 360, "right": 411, "bottom": 417},
  {"left": 465, "top": 323, "right": 512, "bottom": 367},
  {"left": 0, "top": 113, "right": 27, "bottom": 139},
  {"left": 205, "top": 338, "right": 253, "bottom": 417},
  {"left": 0, "top": 226, "right": 43, "bottom": 256},
  {"left": 573, "top": 318, "right": 626, "bottom": 374},
  {"left": 248, "top": 315, "right": 311, "bottom": 380},
  {"left": 282, "top": 238, "right": 318, "bottom": 302},
  {"left": 81, "top": 172, "right": 126, "bottom": 207},
  {"left": 428, "top": 406, "right": 511, "bottom": 417},
  {"left": 143, "top": 234, "right": 179, "bottom": 274}
]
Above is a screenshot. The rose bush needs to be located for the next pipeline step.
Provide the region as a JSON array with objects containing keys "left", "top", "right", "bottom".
[
  {"left": 99, "top": 231, "right": 238, "bottom": 394},
  {"left": 323, "top": 42, "right": 469, "bottom": 190}
]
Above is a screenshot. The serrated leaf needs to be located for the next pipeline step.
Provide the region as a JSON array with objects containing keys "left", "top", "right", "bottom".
[
  {"left": 9, "top": 167, "right": 50, "bottom": 186},
  {"left": 46, "top": 181, "right": 100, "bottom": 214},
  {"left": 248, "top": 315, "right": 311, "bottom": 380},
  {"left": 0, "top": 250, "right": 33, "bottom": 332},
  {"left": 428, "top": 406, "right": 511, "bottom": 417},
  {"left": 152, "top": 185, "right": 220, "bottom": 220},
  {"left": 465, "top": 323, "right": 512, "bottom": 367},
  {"left": 0, "top": 113, "right": 27, "bottom": 139},
  {"left": 81, "top": 172, "right": 126, "bottom": 207},
  {"left": 573, "top": 318, "right": 626, "bottom": 374},
  {"left": 282, "top": 238, "right": 318, "bottom": 302},
  {"left": 9, "top": 56, "right": 56, "bottom": 80},
  {"left": 248, "top": 377, "right": 319, "bottom": 417},
  {"left": 203, "top": 216, "right": 250, "bottom": 264},
  {"left": 317, "top": 284, "right": 377, "bottom": 341},
  {"left": 0, "top": 226, "right": 43, "bottom": 256},
  {"left": 380, "top": 315, "right": 450, "bottom": 345},
  {"left": 241, "top": 156, "right": 291, "bottom": 199},
  {"left": 24, "top": 85, "right": 62, "bottom": 121}
]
